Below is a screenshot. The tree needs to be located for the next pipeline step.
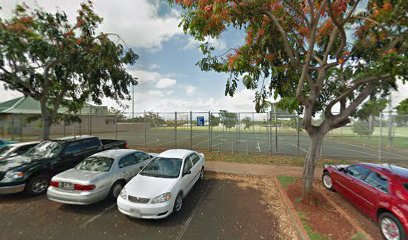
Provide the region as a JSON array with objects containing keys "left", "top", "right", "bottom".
[
  {"left": 356, "top": 99, "right": 388, "bottom": 120},
  {"left": 169, "top": 0, "right": 407, "bottom": 201},
  {"left": 395, "top": 98, "right": 408, "bottom": 126},
  {"left": 144, "top": 112, "right": 166, "bottom": 127},
  {"left": 219, "top": 110, "right": 238, "bottom": 129},
  {"left": 241, "top": 116, "right": 253, "bottom": 130},
  {"left": 395, "top": 98, "right": 408, "bottom": 115},
  {"left": 352, "top": 120, "right": 374, "bottom": 136},
  {"left": 209, "top": 113, "right": 220, "bottom": 127},
  {"left": 0, "top": 1, "right": 138, "bottom": 140}
]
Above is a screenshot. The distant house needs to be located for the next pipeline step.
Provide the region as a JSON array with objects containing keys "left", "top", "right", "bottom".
[{"left": 0, "top": 96, "right": 116, "bottom": 137}]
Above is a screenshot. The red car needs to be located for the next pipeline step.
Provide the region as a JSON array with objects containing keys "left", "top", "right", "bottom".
[{"left": 322, "top": 163, "right": 408, "bottom": 240}]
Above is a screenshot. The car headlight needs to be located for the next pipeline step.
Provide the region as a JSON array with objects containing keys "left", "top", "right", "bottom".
[
  {"left": 119, "top": 188, "right": 127, "bottom": 200},
  {"left": 1, "top": 171, "right": 25, "bottom": 183},
  {"left": 151, "top": 192, "right": 171, "bottom": 204}
]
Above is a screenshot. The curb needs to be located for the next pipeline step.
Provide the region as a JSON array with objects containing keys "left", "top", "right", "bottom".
[
  {"left": 315, "top": 185, "right": 374, "bottom": 240},
  {"left": 273, "top": 178, "right": 310, "bottom": 240}
]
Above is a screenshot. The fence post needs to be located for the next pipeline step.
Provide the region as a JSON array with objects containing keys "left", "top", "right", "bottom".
[
  {"left": 89, "top": 105, "right": 92, "bottom": 136},
  {"left": 275, "top": 112, "right": 278, "bottom": 154},
  {"left": 208, "top": 111, "right": 211, "bottom": 152},
  {"left": 175, "top": 111, "right": 177, "bottom": 148},
  {"left": 296, "top": 113, "right": 300, "bottom": 156},
  {"left": 11, "top": 114, "right": 15, "bottom": 141},
  {"left": 115, "top": 114, "right": 118, "bottom": 140},
  {"left": 238, "top": 112, "right": 240, "bottom": 153},
  {"left": 144, "top": 111, "right": 147, "bottom": 148},
  {"left": 190, "top": 111, "right": 193, "bottom": 150},
  {"left": 379, "top": 112, "right": 383, "bottom": 163},
  {"left": 252, "top": 112, "right": 255, "bottom": 153},
  {"left": 19, "top": 113, "right": 23, "bottom": 141},
  {"left": 268, "top": 111, "right": 272, "bottom": 155}
]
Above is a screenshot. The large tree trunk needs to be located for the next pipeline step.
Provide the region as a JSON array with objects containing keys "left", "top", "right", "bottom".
[
  {"left": 40, "top": 97, "right": 52, "bottom": 140},
  {"left": 302, "top": 131, "right": 325, "bottom": 203}
]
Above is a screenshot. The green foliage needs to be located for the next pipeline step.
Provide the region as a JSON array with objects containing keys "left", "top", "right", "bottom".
[
  {"left": 219, "top": 110, "right": 238, "bottom": 129},
  {"left": 352, "top": 121, "right": 374, "bottom": 136},
  {"left": 0, "top": 1, "right": 138, "bottom": 139},
  {"left": 396, "top": 98, "right": 408, "bottom": 115},
  {"left": 277, "top": 175, "right": 295, "bottom": 189},
  {"left": 356, "top": 99, "right": 388, "bottom": 120},
  {"left": 133, "top": 112, "right": 165, "bottom": 127},
  {"left": 209, "top": 114, "right": 220, "bottom": 127},
  {"left": 241, "top": 116, "right": 253, "bottom": 130}
]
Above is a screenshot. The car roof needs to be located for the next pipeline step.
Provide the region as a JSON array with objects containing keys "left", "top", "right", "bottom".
[
  {"left": 91, "top": 149, "right": 138, "bottom": 159},
  {"left": 158, "top": 149, "right": 195, "bottom": 159},
  {"left": 8, "top": 141, "right": 39, "bottom": 147},
  {"left": 358, "top": 163, "right": 408, "bottom": 178},
  {"left": 55, "top": 135, "right": 96, "bottom": 142}
]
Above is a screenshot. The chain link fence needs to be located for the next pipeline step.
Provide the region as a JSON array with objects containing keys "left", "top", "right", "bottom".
[{"left": 0, "top": 110, "right": 407, "bottom": 162}]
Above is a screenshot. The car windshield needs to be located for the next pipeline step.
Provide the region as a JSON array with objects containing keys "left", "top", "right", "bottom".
[
  {"left": 25, "top": 141, "right": 64, "bottom": 158},
  {"left": 0, "top": 146, "right": 13, "bottom": 157},
  {"left": 140, "top": 157, "right": 182, "bottom": 178},
  {"left": 76, "top": 156, "right": 114, "bottom": 172}
]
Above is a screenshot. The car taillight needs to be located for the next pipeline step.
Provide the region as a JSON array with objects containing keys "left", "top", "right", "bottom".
[
  {"left": 50, "top": 181, "right": 59, "bottom": 188},
  {"left": 74, "top": 184, "right": 96, "bottom": 191}
]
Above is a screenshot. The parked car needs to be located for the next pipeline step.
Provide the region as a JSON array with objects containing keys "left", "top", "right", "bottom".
[
  {"left": 47, "top": 149, "right": 157, "bottom": 205},
  {"left": 0, "top": 135, "right": 127, "bottom": 195},
  {"left": 0, "top": 139, "right": 16, "bottom": 148},
  {"left": 322, "top": 163, "right": 408, "bottom": 240},
  {"left": 0, "top": 142, "right": 39, "bottom": 160},
  {"left": 117, "top": 149, "right": 205, "bottom": 219}
]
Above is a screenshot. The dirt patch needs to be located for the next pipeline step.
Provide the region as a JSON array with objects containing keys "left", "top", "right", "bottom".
[
  {"left": 206, "top": 172, "right": 299, "bottom": 240},
  {"left": 318, "top": 184, "right": 382, "bottom": 239},
  {"left": 285, "top": 178, "right": 359, "bottom": 240}
]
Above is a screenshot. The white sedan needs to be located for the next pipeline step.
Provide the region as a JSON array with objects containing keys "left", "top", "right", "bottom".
[{"left": 117, "top": 149, "right": 205, "bottom": 219}]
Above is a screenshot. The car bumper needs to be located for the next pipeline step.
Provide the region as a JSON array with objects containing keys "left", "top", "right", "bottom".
[
  {"left": 0, "top": 183, "right": 25, "bottom": 194},
  {"left": 47, "top": 187, "right": 109, "bottom": 205},
  {"left": 117, "top": 196, "right": 174, "bottom": 219}
]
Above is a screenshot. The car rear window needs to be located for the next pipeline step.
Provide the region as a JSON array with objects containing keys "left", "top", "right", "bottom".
[
  {"left": 404, "top": 183, "right": 408, "bottom": 191},
  {"left": 76, "top": 156, "right": 114, "bottom": 172}
]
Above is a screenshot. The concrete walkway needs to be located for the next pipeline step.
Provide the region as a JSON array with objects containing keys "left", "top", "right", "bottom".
[{"left": 206, "top": 161, "right": 324, "bottom": 179}]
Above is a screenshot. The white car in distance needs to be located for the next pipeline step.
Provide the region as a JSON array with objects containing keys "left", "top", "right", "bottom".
[{"left": 117, "top": 149, "right": 205, "bottom": 219}]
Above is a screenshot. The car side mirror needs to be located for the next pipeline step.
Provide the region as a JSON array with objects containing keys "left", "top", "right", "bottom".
[{"left": 183, "top": 170, "right": 191, "bottom": 176}]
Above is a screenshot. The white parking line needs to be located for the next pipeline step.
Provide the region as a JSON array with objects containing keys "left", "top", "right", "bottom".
[
  {"left": 79, "top": 204, "right": 116, "bottom": 229},
  {"left": 176, "top": 182, "right": 213, "bottom": 240}
]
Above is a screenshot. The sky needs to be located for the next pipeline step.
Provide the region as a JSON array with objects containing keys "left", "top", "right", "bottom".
[{"left": 0, "top": 0, "right": 407, "bottom": 114}]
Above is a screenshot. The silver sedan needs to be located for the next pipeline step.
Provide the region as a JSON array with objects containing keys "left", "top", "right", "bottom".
[{"left": 47, "top": 149, "right": 156, "bottom": 205}]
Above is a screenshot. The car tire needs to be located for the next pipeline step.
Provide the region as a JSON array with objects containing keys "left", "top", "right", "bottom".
[
  {"left": 199, "top": 168, "right": 204, "bottom": 181},
  {"left": 26, "top": 174, "right": 50, "bottom": 196},
  {"left": 173, "top": 193, "right": 183, "bottom": 213},
  {"left": 322, "top": 172, "right": 334, "bottom": 191},
  {"left": 379, "top": 212, "right": 406, "bottom": 240},
  {"left": 109, "top": 181, "right": 124, "bottom": 200}
]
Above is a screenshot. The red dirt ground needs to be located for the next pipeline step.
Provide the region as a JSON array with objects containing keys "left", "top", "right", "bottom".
[{"left": 285, "top": 179, "right": 358, "bottom": 239}]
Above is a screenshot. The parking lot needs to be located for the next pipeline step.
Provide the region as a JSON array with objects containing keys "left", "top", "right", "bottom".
[{"left": 0, "top": 173, "right": 295, "bottom": 240}]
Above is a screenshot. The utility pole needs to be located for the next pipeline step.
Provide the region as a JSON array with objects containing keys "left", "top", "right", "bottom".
[
  {"left": 388, "top": 94, "right": 393, "bottom": 146},
  {"left": 132, "top": 84, "right": 135, "bottom": 130}
]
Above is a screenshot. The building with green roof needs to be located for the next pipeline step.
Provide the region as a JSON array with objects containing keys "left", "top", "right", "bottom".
[{"left": 0, "top": 96, "right": 117, "bottom": 138}]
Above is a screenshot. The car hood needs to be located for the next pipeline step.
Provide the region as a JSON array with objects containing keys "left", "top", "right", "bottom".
[
  {"left": 52, "top": 168, "right": 107, "bottom": 184},
  {"left": 0, "top": 155, "right": 33, "bottom": 172},
  {"left": 125, "top": 174, "right": 178, "bottom": 199}
]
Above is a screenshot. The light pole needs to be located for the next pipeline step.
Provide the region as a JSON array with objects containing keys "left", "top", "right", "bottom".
[{"left": 132, "top": 84, "right": 135, "bottom": 130}]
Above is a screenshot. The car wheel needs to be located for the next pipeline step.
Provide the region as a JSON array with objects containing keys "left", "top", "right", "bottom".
[
  {"left": 109, "top": 181, "right": 124, "bottom": 200},
  {"left": 199, "top": 168, "right": 204, "bottom": 181},
  {"left": 322, "top": 172, "right": 334, "bottom": 191},
  {"left": 380, "top": 212, "right": 406, "bottom": 240},
  {"left": 173, "top": 193, "right": 183, "bottom": 213},
  {"left": 26, "top": 175, "right": 50, "bottom": 196}
]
